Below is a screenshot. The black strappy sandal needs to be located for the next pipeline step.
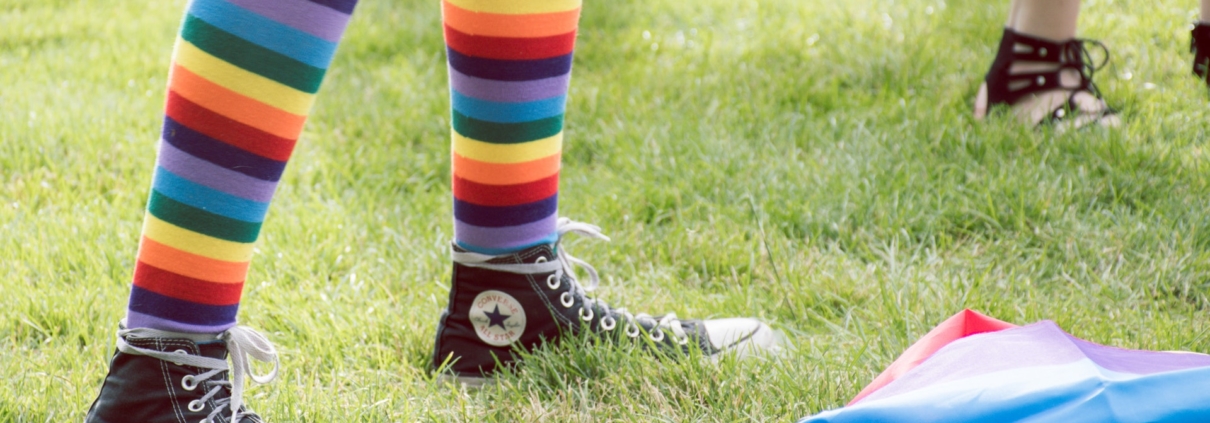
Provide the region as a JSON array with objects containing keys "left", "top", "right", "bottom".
[
  {"left": 1191, "top": 22, "right": 1210, "bottom": 83},
  {"left": 976, "top": 28, "right": 1116, "bottom": 127}
]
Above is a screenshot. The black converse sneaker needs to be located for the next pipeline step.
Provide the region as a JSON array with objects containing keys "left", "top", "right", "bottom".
[
  {"left": 432, "top": 218, "right": 780, "bottom": 385},
  {"left": 85, "top": 323, "right": 279, "bottom": 423}
]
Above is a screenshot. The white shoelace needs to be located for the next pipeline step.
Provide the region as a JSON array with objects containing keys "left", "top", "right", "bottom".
[
  {"left": 117, "top": 325, "right": 279, "bottom": 423},
  {"left": 452, "top": 217, "right": 689, "bottom": 344}
]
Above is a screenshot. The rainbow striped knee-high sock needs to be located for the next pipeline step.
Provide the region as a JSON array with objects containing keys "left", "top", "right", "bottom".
[
  {"left": 125, "top": 0, "right": 358, "bottom": 334},
  {"left": 445, "top": 0, "right": 580, "bottom": 255}
]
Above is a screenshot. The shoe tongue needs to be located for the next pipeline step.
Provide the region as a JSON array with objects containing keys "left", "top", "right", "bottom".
[
  {"left": 196, "top": 341, "right": 229, "bottom": 360},
  {"left": 478, "top": 243, "right": 557, "bottom": 264}
]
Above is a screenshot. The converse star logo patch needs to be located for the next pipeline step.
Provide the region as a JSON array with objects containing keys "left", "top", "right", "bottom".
[{"left": 469, "top": 290, "right": 526, "bottom": 346}]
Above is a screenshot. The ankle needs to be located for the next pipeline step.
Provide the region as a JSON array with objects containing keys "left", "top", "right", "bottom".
[
  {"left": 120, "top": 319, "right": 224, "bottom": 343},
  {"left": 454, "top": 235, "right": 558, "bottom": 257}
]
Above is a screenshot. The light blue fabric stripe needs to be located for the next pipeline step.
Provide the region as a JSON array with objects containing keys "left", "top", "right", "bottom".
[
  {"left": 451, "top": 90, "right": 567, "bottom": 123},
  {"left": 152, "top": 167, "right": 270, "bottom": 223},
  {"left": 188, "top": 0, "right": 339, "bottom": 69}
]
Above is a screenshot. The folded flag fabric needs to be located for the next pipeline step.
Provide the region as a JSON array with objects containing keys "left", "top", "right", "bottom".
[{"left": 801, "top": 309, "right": 1210, "bottom": 423}]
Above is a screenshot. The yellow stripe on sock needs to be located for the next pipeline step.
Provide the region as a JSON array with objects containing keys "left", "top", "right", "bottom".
[
  {"left": 445, "top": 0, "right": 581, "bottom": 15},
  {"left": 452, "top": 132, "right": 562, "bottom": 164},
  {"left": 172, "top": 39, "right": 315, "bottom": 116},
  {"left": 142, "top": 214, "right": 256, "bottom": 263}
]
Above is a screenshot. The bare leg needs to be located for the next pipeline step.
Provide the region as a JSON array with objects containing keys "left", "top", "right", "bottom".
[{"left": 1008, "top": 0, "right": 1079, "bottom": 41}]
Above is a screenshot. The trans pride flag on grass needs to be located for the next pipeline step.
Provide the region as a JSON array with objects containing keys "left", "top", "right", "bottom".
[{"left": 802, "top": 310, "right": 1210, "bottom": 423}]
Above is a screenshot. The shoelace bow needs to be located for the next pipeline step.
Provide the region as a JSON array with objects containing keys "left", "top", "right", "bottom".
[
  {"left": 1061, "top": 38, "right": 1110, "bottom": 96},
  {"left": 453, "top": 217, "right": 690, "bottom": 343},
  {"left": 117, "top": 325, "right": 279, "bottom": 423}
]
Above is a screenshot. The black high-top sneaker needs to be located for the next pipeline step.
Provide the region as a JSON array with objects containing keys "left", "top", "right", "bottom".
[
  {"left": 85, "top": 323, "right": 279, "bottom": 423},
  {"left": 432, "top": 218, "right": 780, "bottom": 385}
]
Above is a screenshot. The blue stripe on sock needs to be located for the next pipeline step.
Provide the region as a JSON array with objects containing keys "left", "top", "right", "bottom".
[
  {"left": 453, "top": 195, "right": 558, "bottom": 228},
  {"left": 304, "top": 0, "right": 357, "bottom": 14},
  {"left": 451, "top": 90, "right": 566, "bottom": 123},
  {"left": 456, "top": 233, "right": 559, "bottom": 256},
  {"left": 447, "top": 48, "right": 573, "bottom": 82},
  {"left": 128, "top": 286, "right": 240, "bottom": 328},
  {"left": 189, "top": 0, "right": 340, "bottom": 69},
  {"left": 152, "top": 167, "right": 270, "bottom": 223},
  {"left": 162, "top": 117, "right": 287, "bottom": 182}
]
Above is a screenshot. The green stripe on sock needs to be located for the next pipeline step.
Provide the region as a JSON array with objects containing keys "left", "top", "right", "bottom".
[
  {"left": 451, "top": 111, "right": 563, "bottom": 144},
  {"left": 181, "top": 14, "right": 326, "bottom": 94},
  {"left": 147, "top": 190, "right": 263, "bottom": 243}
]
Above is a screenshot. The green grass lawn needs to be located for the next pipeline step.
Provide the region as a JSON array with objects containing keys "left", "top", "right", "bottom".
[{"left": 4, "top": 0, "right": 1210, "bottom": 420}]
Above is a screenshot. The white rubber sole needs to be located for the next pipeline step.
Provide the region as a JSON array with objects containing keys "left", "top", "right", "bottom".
[{"left": 437, "top": 373, "right": 492, "bottom": 388}]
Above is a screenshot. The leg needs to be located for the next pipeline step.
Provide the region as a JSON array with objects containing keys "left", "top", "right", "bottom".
[
  {"left": 431, "top": 0, "right": 779, "bottom": 385},
  {"left": 975, "top": 0, "right": 1118, "bottom": 129},
  {"left": 1007, "top": 0, "right": 1079, "bottom": 41},
  {"left": 86, "top": 0, "right": 357, "bottom": 421}
]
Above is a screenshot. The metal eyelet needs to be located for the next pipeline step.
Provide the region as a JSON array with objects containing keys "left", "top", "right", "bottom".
[
  {"left": 1036, "top": 76, "right": 1045, "bottom": 86},
  {"left": 171, "top": 349, "right": 189, "bottom": 366},
  {"left": 560, "top": 292, "right": 574, "bottom": 308},
  {"left": 181, "top": 375, "right": 197, "bottom": 391},
  {"left": 1038, "top": 47, "right": 1047, "bottom": 57},
  {"left": 675, "top": 335, "right": 690, "bottom": 345},
  {"left": 601, "top": 316, "right": 617, "bottom": 331},
  {"left": 188, "top": 399, "right": 205, "bottom": 412},
  {"left": 546, "top": 274, "right": 561, "bottom": 290},
  {"left": 579, "top": 307, "right": 594, "bottom": 321},
  {"left": 534, "top": 256, "right": 547, "bottom": 264},
  {"left": 626, "top": 323, "right": 641, "bottom": 338},
  {"left": 649, "top": 329, "right": 665, "bottom": 342}
]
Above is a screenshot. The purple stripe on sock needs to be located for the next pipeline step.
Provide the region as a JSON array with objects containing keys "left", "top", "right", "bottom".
[
  {"left": 455, "top": 214, "right": 559, "bottom": 252},
  {"left": 225, "top": 0, "right": 353, "bottom": 42},
  {"left": 449, "top": 66, "right": 570, "bottom": 103},
  {"left": 125, "top": 309, "right": 236, "bottom": 335},
  {"left": 158, "top": 140, "right": 280, "bottom": 203}
]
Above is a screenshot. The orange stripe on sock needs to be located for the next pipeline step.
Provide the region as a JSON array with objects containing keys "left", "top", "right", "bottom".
[
  {"left": 137, "top": 236, "right": 249, "bottom": 284},
  {"left": 442, "top": 2, "right": 579, "bottom": 38},
  {"left": 453, "top": 152, "right": 560, "bottom": 186},
  {"left": 168, "top": 64, "right": 307, "bottom": 140}
]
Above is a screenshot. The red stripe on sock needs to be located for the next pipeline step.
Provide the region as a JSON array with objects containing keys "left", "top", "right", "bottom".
[
  {"left": 453, "top": 172, "right": 559, "bottom": 207},
  {"left": 165, "top": 91, "right": 297, "bottom": 162},
  {"left": 133, "top": 261, "right": 244, "bottom": 306},
  {"left": 444, "top": 24, "right": 576, "bottom": 61}
]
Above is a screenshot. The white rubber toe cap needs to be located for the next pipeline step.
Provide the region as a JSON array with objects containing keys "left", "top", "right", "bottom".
[{"left": 701, "top": 317, "right": 781, "bottom": 358}]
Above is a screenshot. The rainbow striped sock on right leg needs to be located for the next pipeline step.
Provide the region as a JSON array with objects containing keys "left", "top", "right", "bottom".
[
  {"left": 126, "top": 0, "right": 357, "bottom": 334},
  {"left": 444, "top": 0, "right": 581, "bottom": 255}
]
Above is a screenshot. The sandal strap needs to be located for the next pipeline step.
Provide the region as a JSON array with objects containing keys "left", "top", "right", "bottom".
[
  {"left": 984, "top": 28, "right": 1112, "bottom": 123},
  {"left": 1044, "top": 94, "right": 1115, "bottom": 126},
  {"left": 1191, "top": 22, "right": 1210, "bottom": 79},
  {"left": 1191, "top": 22, "right": 1210, "bottom": 53}
]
